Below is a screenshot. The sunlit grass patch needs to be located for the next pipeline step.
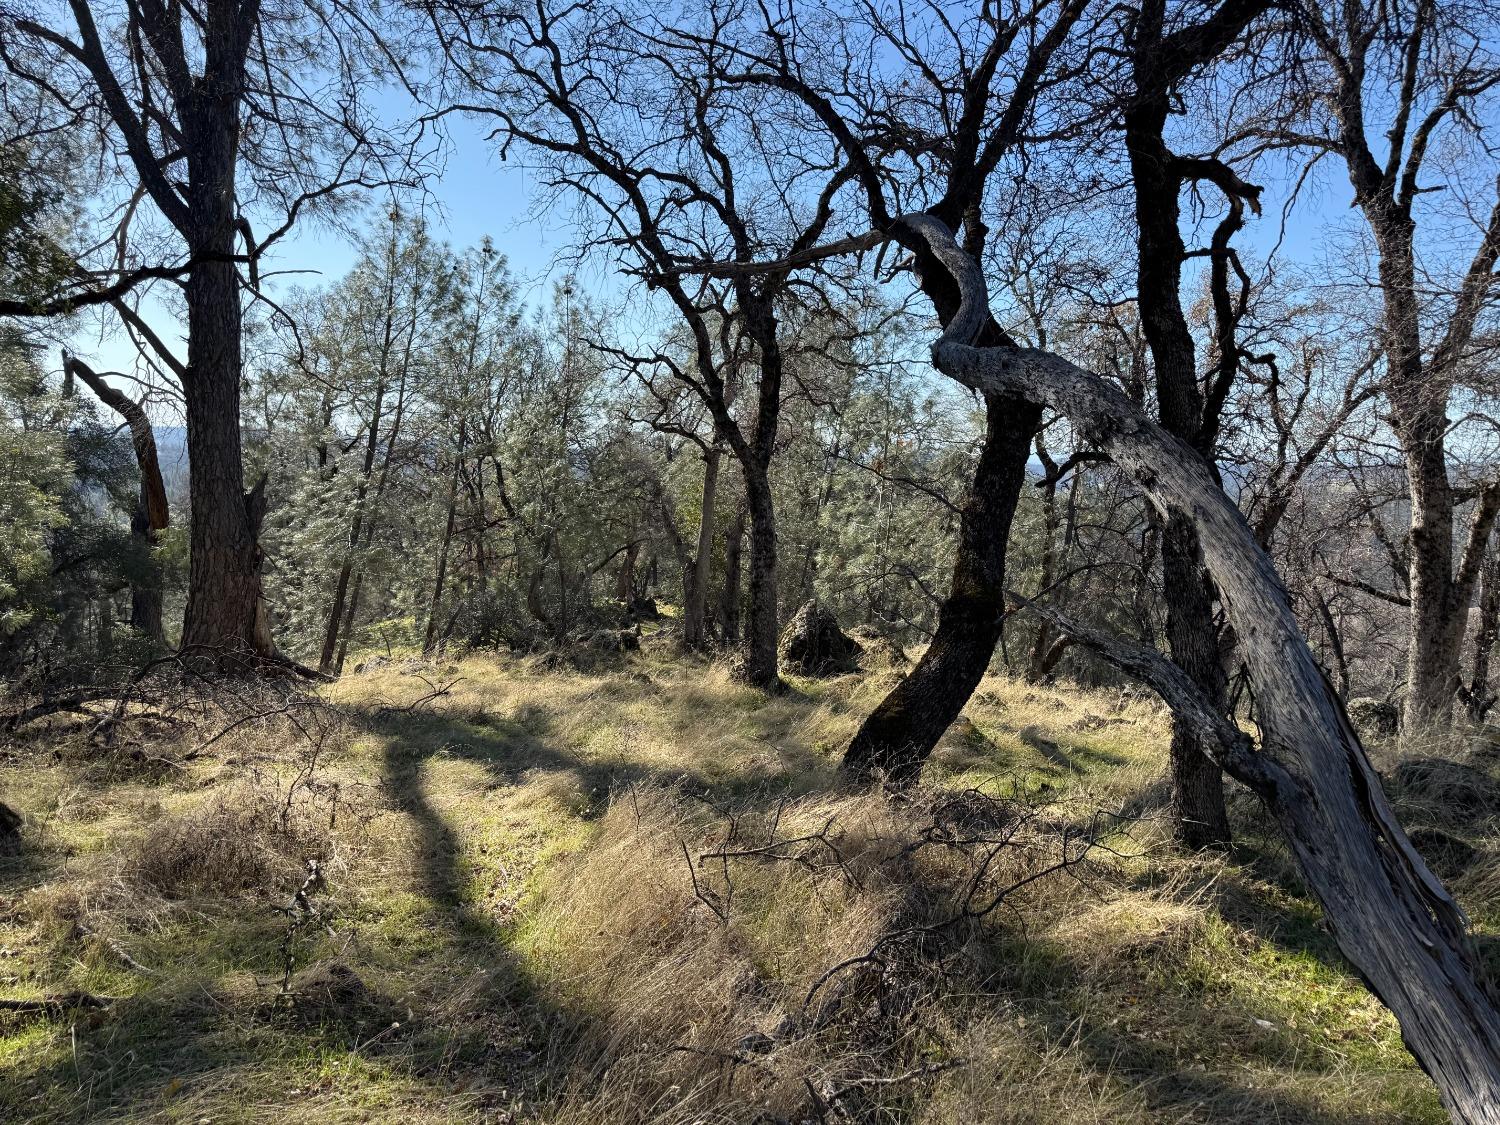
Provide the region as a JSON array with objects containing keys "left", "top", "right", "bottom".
[{"left": 0, "top": 652, "right": 1474, "bottom": 1123}]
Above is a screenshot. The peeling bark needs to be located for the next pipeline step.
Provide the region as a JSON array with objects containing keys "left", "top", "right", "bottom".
[{"left": 909, "top": 212, "right": 1500, "bottom": 1121}]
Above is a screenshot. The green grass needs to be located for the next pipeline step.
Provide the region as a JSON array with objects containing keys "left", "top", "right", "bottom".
[{"left": 0, "top": 648, "right": 1481, "bottom": 1122}]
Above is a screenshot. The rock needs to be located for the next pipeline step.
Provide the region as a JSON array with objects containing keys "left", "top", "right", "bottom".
[
  {"left": 1406, "top": 826, "right": 1480, "bottom": 879},
  {"left": 1392, "top": 757, "right": 1499, "bottom": 815},
  {"left": 849, "top": 628, "right": 909, "bottom": 669},
  {"left": 778, "top": 601, "right": 861, "bottom": 675},
  {"left": 864, "top": 636, "right": 906, "bottom": 669},
  {"left": 1346, "top": 697, "right": 1399, "bottom": 736}
]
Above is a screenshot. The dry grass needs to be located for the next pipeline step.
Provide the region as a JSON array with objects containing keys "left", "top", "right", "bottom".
[{"left": 0, "top": 644, "right": 1481, "bottom": 1123}]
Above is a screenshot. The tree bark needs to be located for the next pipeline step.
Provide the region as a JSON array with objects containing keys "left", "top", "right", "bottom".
[
  {"left": 320, "top": 379, "right": 387, "bottom": 673},
  {"left": 843, "top": 393, "right": 1038, "bottom": 781},
  {"left": 842, "top": 197, "right": 1039, "bottom": 780},
  {"left": 721, "top": 504, "right": 745, "bottom": 645},
  {"left": 1465, "top": 538, "right": 1500, "bottom": 725},
  {"left": 682, "top": 445, "right": 720, "bottom": 650},
  {"left": 423, "top": 423, "right": 466, "bottom": 657},
  {"left": 1124, "top": 83, "right": 1233, "bottom": 848},
  {"left": 178, "top": 250, "right": 267, "bottom": 662},
  {"left": 64, "top": 355, "right": 169, "bottom": 645},
  {"left": 1160, "top": 513, "right": 1231, "bottom": 846},
  {"left": 1309, "top": 29, "right": 1500, "bottom": 732},
  {"left": 615, "top": 540, "right": 639, "bottom": 604},
  {"left": 912, "top": 210, "right": 1500, "bottom": 1120},
  {"left": 737, "top": 466, "right": 780, "bottom": 688},
  {"left": 174, "top": 20, "right": 267, "bottom": 664},
  {"left": 1026, "top": 435, "right": 1067, "bottom": 683}
]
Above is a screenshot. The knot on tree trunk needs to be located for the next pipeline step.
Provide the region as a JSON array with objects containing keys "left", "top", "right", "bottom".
[{"left": 778, "top": 601, "right": 861, "bottom": 676}]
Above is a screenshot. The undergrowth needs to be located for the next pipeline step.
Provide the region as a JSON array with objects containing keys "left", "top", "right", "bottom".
[{"left": 1, "top": 643, "right": 1487, "bottom": 1122}]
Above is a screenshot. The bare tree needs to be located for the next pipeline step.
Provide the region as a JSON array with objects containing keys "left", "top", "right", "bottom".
[
  {"left": 1113, "top": 0, "right": 1274, "bottom": 846},
  {"left": 907, "top": 211, "right": 1500, "bottom": 1122},
  {"left": 61, "top": 353, "right": 169, "bottom": 644},
  {"left": 698, "top": 0, "right": 1092, "bottom": 775},
  {"left": 1, "top": 1, "right": 418, "bottom": 664},
  {"left": 1245, "top": 0, "right": 1500, "bottom": 729},
  {"left": 423, "top": 0, "right": 864, "bottom": 687}
]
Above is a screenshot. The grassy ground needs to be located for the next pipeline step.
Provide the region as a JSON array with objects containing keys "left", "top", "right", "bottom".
[{"left": 2, "top": 638, "right": 1494, "bottom": 1123}]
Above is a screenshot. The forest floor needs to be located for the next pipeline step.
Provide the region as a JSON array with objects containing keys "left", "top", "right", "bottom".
[{"left": 3, "top": 634, "right": 1499, "bottom": 1123}]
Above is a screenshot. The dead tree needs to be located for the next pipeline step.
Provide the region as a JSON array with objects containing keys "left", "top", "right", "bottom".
[
  {"left": 909, "top": 210, "right": 1500, "bottom": 1122},
  {"left": 62, "top": 353, "right": 169, "bottom": 644}
]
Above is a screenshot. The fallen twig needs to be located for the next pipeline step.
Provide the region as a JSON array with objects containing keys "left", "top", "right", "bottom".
[{"left": 0, "top": 991, "right": 115, "bottom": 1014}]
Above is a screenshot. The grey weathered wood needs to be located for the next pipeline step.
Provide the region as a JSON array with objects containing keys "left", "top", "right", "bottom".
[{"left": 901, "top": 212, "right": 1500, "bottom": 1124}]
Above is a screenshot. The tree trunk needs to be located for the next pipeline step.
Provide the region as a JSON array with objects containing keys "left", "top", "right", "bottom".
[
  {"left": 1026, "top": 445, "right": 1064, "bottom": 682},
  {"left": 64, "top": 355, "right": 169, "bottom": 646},
  {"left": 682, "top": 446, "right": 720, "bottom": 650},
  {"left": 1315, "top": 586, "right": 1352, "bottom": 700},
  {"left": 615, "top": 540, "right": 639, "bottom": 604},
  {"left": 843, "top": 393, "right": 1039, "bottom": 781},
  {"left": 1125, "top": 92, "right": 1231, "bottom": 847},
  {"left": 321, "top": 380, "right": 386, "bottom": 673},
  {"left": 1348, "top": 187, "right": 1500, "bottom": 734},
  {"left": 914, "top": 211, "right": 1500, "bottom": 1119},
  {"left": 842, "top": 200, "right": 1041, "bottom": 780},
  {"left": 178, "top": 252, "right": 267, "bottom": 661},
  {"left": 335, "top": 568, "right": 365, "bottom": 674},
  {"left": 128, "top": 502, "right": 165, "bottom": 644},
  {"left": 737, "top": 467, "right": 780, "bottom": 689},
  {"left": 1405, "top": 430, "right": 1461, "bottom": 730},
  {"left": 423, "top": 425, "right": 465, "bottom": 657},
  {"left": 174, "top": 70, "right": 268, "bottom": 664},
  {"left": 1465, "top": 540, "right": 1500, "bottom": 725},
  {"left": 721, "top": 505, "right": 745, "bottom": 645},
  {"left": 1161, "top": 514, "right": 1231, "bottom": 847}
]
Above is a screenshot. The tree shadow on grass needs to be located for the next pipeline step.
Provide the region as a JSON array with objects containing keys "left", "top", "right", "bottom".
[{"left": 979, "top": 934, "right": 1440, "bottom": 1124}]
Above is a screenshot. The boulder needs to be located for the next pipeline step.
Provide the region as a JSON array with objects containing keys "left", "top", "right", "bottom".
[
  {"left": 1346, "top": 697, "right": 1399, "bottom": 737},
  {"left": 778, "top": 601, "right": 861, "bottom": 676}
]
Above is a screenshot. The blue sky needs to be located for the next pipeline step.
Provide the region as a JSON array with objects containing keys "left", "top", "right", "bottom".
[
  {"left": 68, "top": 101, "right": 1369, "bottom": 427},
  {"left": 75, "top": 114, "right": 569, "bottom": 398}
]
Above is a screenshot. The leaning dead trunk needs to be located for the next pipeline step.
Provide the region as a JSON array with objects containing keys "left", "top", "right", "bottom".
[
  {"left": 909, "top": 213, "right": 1500, "bottom": 1122},
  {"left": 64, "top": 355, "right": 169, "bottom": 645}
]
